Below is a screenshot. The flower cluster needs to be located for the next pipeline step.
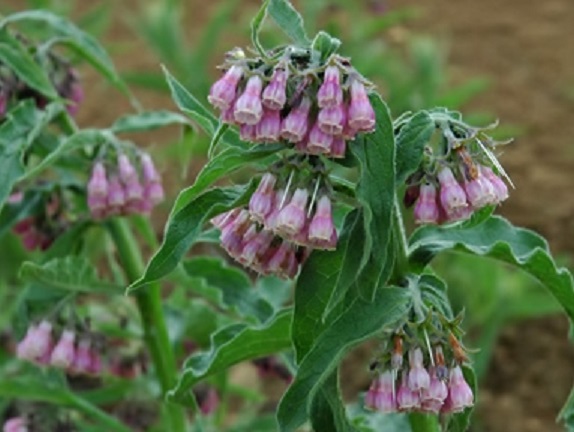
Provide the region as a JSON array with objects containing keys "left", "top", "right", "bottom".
[
  {"left": 87, "top": 152, "right": 164, "bottom": 219},
  {"left": 365, "top": 345, "right": 473, "bottom": 415},
  {"left": 404, "top": 113, "right": 511, "bottom": 225},
  {"left": 212, "top": 166, "right": 337, "bottom": 279},
  {"left": 16, "top": 321, "right": 102, "bottom": 376},
  {"left": 208, "top": 48, "right": 376, "bottom": 158},
  {"left": 0, "top": 41, "right": 83, "bottom": 119}
]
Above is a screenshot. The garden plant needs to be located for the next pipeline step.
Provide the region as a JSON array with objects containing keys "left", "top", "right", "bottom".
[{"left": 1, "top": 1, "right": 573, "bottom": 431}]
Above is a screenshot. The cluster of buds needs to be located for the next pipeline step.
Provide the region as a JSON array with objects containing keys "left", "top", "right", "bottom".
[
  {"left": 1, "top": 46, "right": 84, "bottom": 119},
  {"left": 9, "top": 192, "right": 65, "bottom": 252},
  {"left": 211, "top": 163, "right": 337, "bottom": 279},
  {"left": 208, "top": 48, "right": 376, "bottom": 159},
  {"left": 2, "top": 417, "right": 27, "bottom": 432},
  {"left": 365, "top": 302, "right": 474, "bottom": 415},
  {"left": 16, "top": 321, "right": 102, "bottom": 376},
  {"left": 87, "top": 152, "right": 164, "bottom": 219},
  {"left": 404, "top": 113, "right": 511, "bottom": 225}
]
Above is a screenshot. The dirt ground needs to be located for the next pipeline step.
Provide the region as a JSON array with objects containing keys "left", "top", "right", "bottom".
[{"left": 4, "top": 0, "right": 574, "bottom": 430}]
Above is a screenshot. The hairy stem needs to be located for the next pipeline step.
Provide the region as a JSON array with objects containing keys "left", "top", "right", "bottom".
[
  {"left": 107, "top": 218, "right": 187, "bottom": 432},
  {"left": 409, "top": 412, "right": 441, "bottom": 432}
]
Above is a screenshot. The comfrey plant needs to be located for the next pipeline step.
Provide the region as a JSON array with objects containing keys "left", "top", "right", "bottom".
[{"left": 1, "top": 2, "right": 574, "bottom": 432}]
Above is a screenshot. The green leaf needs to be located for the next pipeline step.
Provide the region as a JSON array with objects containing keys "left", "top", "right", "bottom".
[
  {"left": 172, "top": 143, "right": 282, "bottom": 213},
  {"left": 310, "top": 371, "right": 357, "bottom": 432},
  {"left": 418, "top": 274, "right": 453, "bottom": 319},
  {"left": 409, "top": 215, "right": 574, "bottom": 323},
  {"left": 0, "top": 151, "right": 24, "bottom": 210},
  {"left": 277, "top": 287, "right": 412, "bottom": 432},
  {"left": 21, "top": 129, "right": 107, "bottom": 181},
  {"left": 127, "top": 184, "right": 255, "bottom": 292},
  {"left": 183, "top": 256, "right": 275, "bottom": 323},
  {"left": 395, "top": 110, "right": 434, "bottom": 184},
  {"left": 0, "top": 377, "right": 131, "bottom": 432},
  {"left": 167, "top": 309, "right": 292, "bottom": 404},
  {"left": 19, "top": 256, "right": 122, "bottom": 294},
  {"left": 162, "top": 65, "right": 243, "bottom": 148},
  {"left": 251, "top": 0, "right": 270, "bottom": 56},
  {"left": 267, "top": 0, "right": 309, "bottom": 47},
  {"left": 311, "top": 31, "right": 341, "bottom": 62},
  {"left": 111, "top": 110, "right": 190, "bottom": 133},
  {"left": 350, "top": 94, "right": 396, "bottom": 301},
  {"left": 292, "top": 209, "right": 364, "bottom": 362},
  {"left": 447, "top": 365, "right": 477, "bottom": 432},
  {"left": 0, "top": 10, "right": 134, "bottom": 104},
  {"left": 0, "top": 29, "right": 58, "bottom": 99}
]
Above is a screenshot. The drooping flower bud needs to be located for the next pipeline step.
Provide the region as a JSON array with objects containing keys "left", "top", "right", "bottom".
[
  {"left": 308, "top": 195, "right": 336, "bottom": 245},
  {"left": 414, "top": 183, "right": 439, "bottom": 225},
  {"left": 256, "top": 109, "right": 281, "bottom": 142},
  {"left": 437, "top": 167, "right": 468, "bottom": 218},
  {"left": 220, "top": 210, "right": 251, "bottom": 257},
  {"left": 240, "top": 123, "right": 257, "bottom": 142},
  {"left": 397, "top": 372, "right": 420, "bottom": 411},
  {"left": 106, "top": 176, "right": 126, "bottom": 214},
  {"left": 262, "top": 68, "right": 288, "bottom": 110},
  {"left": 331, "top": 136, "right": 346, "bottom": 159},
  {"left": 407, "top": 348, "right": 430, "bottom": 392},
  {"left": 249, "top": 173, "right": 277, "bottom": 223},
  {"left": 464, "top": 175, "right": 496, "bottom": 208},
  {"left": 481, "top": 166, "right": 509, "bottom": 204},
  {"left": 118, "top": 154, "right": 138, "bottom": 185},
  {"left": 317, "top": 103, "right": 346, "bottom": 136},
  {"left": 208, "top": 65, "right": 243, "bottom": 110},
  {"left": 348, "top": 79, "right": 375, "bottom": 132},
  {"left": 3, "top": 417, "right": 28, "bottom": 432},
  {"left": 87, "top": 162, "right": 109, "bottom": 216},
  {"left": 317, "top": 66, "right": 343, "bottom": 108},
  {"left": 50, "top": 330, "right": 76, "bottom": 369},
  {"left": 240, "top": 229, "right": 273, "bottom": 266},
  {"left": 281, "top": 97, "right": 312, "bottom": 143},
  {"left": 275, "top": 188, "right": 309, "bottom": 236},
  {"left": 72, "top": 339, "right": 93, "bottom": 374},
  {"left": 234, "top": 75, "right": 264, "bottom": 125},
  {"left": 365, "top": 371, "right": 396, "bottom": 413},
  {"left": 307, "top": 122, "right": 333, "bottom": 155},
  {"left": 265, "top": 241, "right": 297, "bottom": 279},
  {"left": 420, "top": 367, "right": 448, "bottom": 413},
  {"left": 445, "top": 366, "right": 474, "bottom": 413},
  {"left": 17, "top": 321, "right": 53, "bottom": 362},
  {"left": 141, "top": 153, "right": 160, "bottom": 184}
]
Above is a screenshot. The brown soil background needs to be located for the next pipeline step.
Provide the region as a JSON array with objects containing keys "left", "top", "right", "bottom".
[{"left": 4, "top": 0, "right": 574, "bottom": 431}]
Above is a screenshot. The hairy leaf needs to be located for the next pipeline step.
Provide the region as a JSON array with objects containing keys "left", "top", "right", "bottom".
[
  {"left": 350, "top": 94, "right": 396, "bottom": 301},
  {"left": 127, "top": 184, "right": 254, "bottom": 292},
  {"left": 311, "top": 31, "right": 341, "bottom": 63},
  {"left": 111, "top": 110, "right": 190, "bottom": 133},
  {"left": 183, "top": 257, "right": 275, "bottom": 323},
  {"left": 19, "top": 256, "right": 121, "bottom": 294},
  {"left": 251, "top": 0, "right": 270, "bottom": 56},
  {"left": 409, "top": 215, "right": 574, "bottom": 322},
  {"left": 277, "top": 287, "right": 412, "bottom": 431},
  {"left": 168, "top": 309, "right": 292, "bottom": 404},
  {"left": 267, "top": 0, "right": 309, "bottom": 47},
  {"left": 395, "top": 110, "right": 434, "bottom": 184}
]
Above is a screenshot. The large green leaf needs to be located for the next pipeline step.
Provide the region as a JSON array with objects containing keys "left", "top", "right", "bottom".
[
  {"left": 19, "top": 256, "right": 121, "bottom": 295},
  {"left": 350, "top": 94, "right": 396, "bottom": 301},
  {"left": 167, "top": 309, "right": 292, "bottom": 404},
  {"left": 171, "top": 143, "right": 282, "bottom": 213},
  {"left": 0, "top": 29, "right": 57, "bottom": 99},
  {"left": 409, "top": 215, "right": 574, "bottom": 322},
  {"left": 277, "top": 287, "right": 412, "bottom": 431},
  {"left": 267, "top": 0, "right": 309, "bottom": 47},
  {"left": 291, "top": 209, "right": 364, "bottom": 362},
  {"left": 111, "top": 110, "right": 190, "bottom": 133},
  {"left": 395, "top": 110, "right": 434, "bottom": 184},
  {"left": 0, "top": 377, "right": 131, "bottom": 432},
  {"left": 0, "top": 10, "right": 133, "bottom": 102},
  {"left": 310, "top": 371, "right": 357, "bottom": 432},
  {"left": 251, "top": 0, "right": 270, "bottom": 56},
  {"left": 183, "top": 257, "right": 275, "bottom": 323},
  {"left": 127, "top": 184, "right": 254, "bottom": 292}
]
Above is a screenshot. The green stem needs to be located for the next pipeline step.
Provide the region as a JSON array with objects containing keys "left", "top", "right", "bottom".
[
  {"left": 391, "top": 193, "right": 409, "bottom": 283},
  {"left": 408, "top": 412, "right": 441, "bottom": 432},
  {"left": 107, "top": 218, "right": 187, "bottom": 432}
]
